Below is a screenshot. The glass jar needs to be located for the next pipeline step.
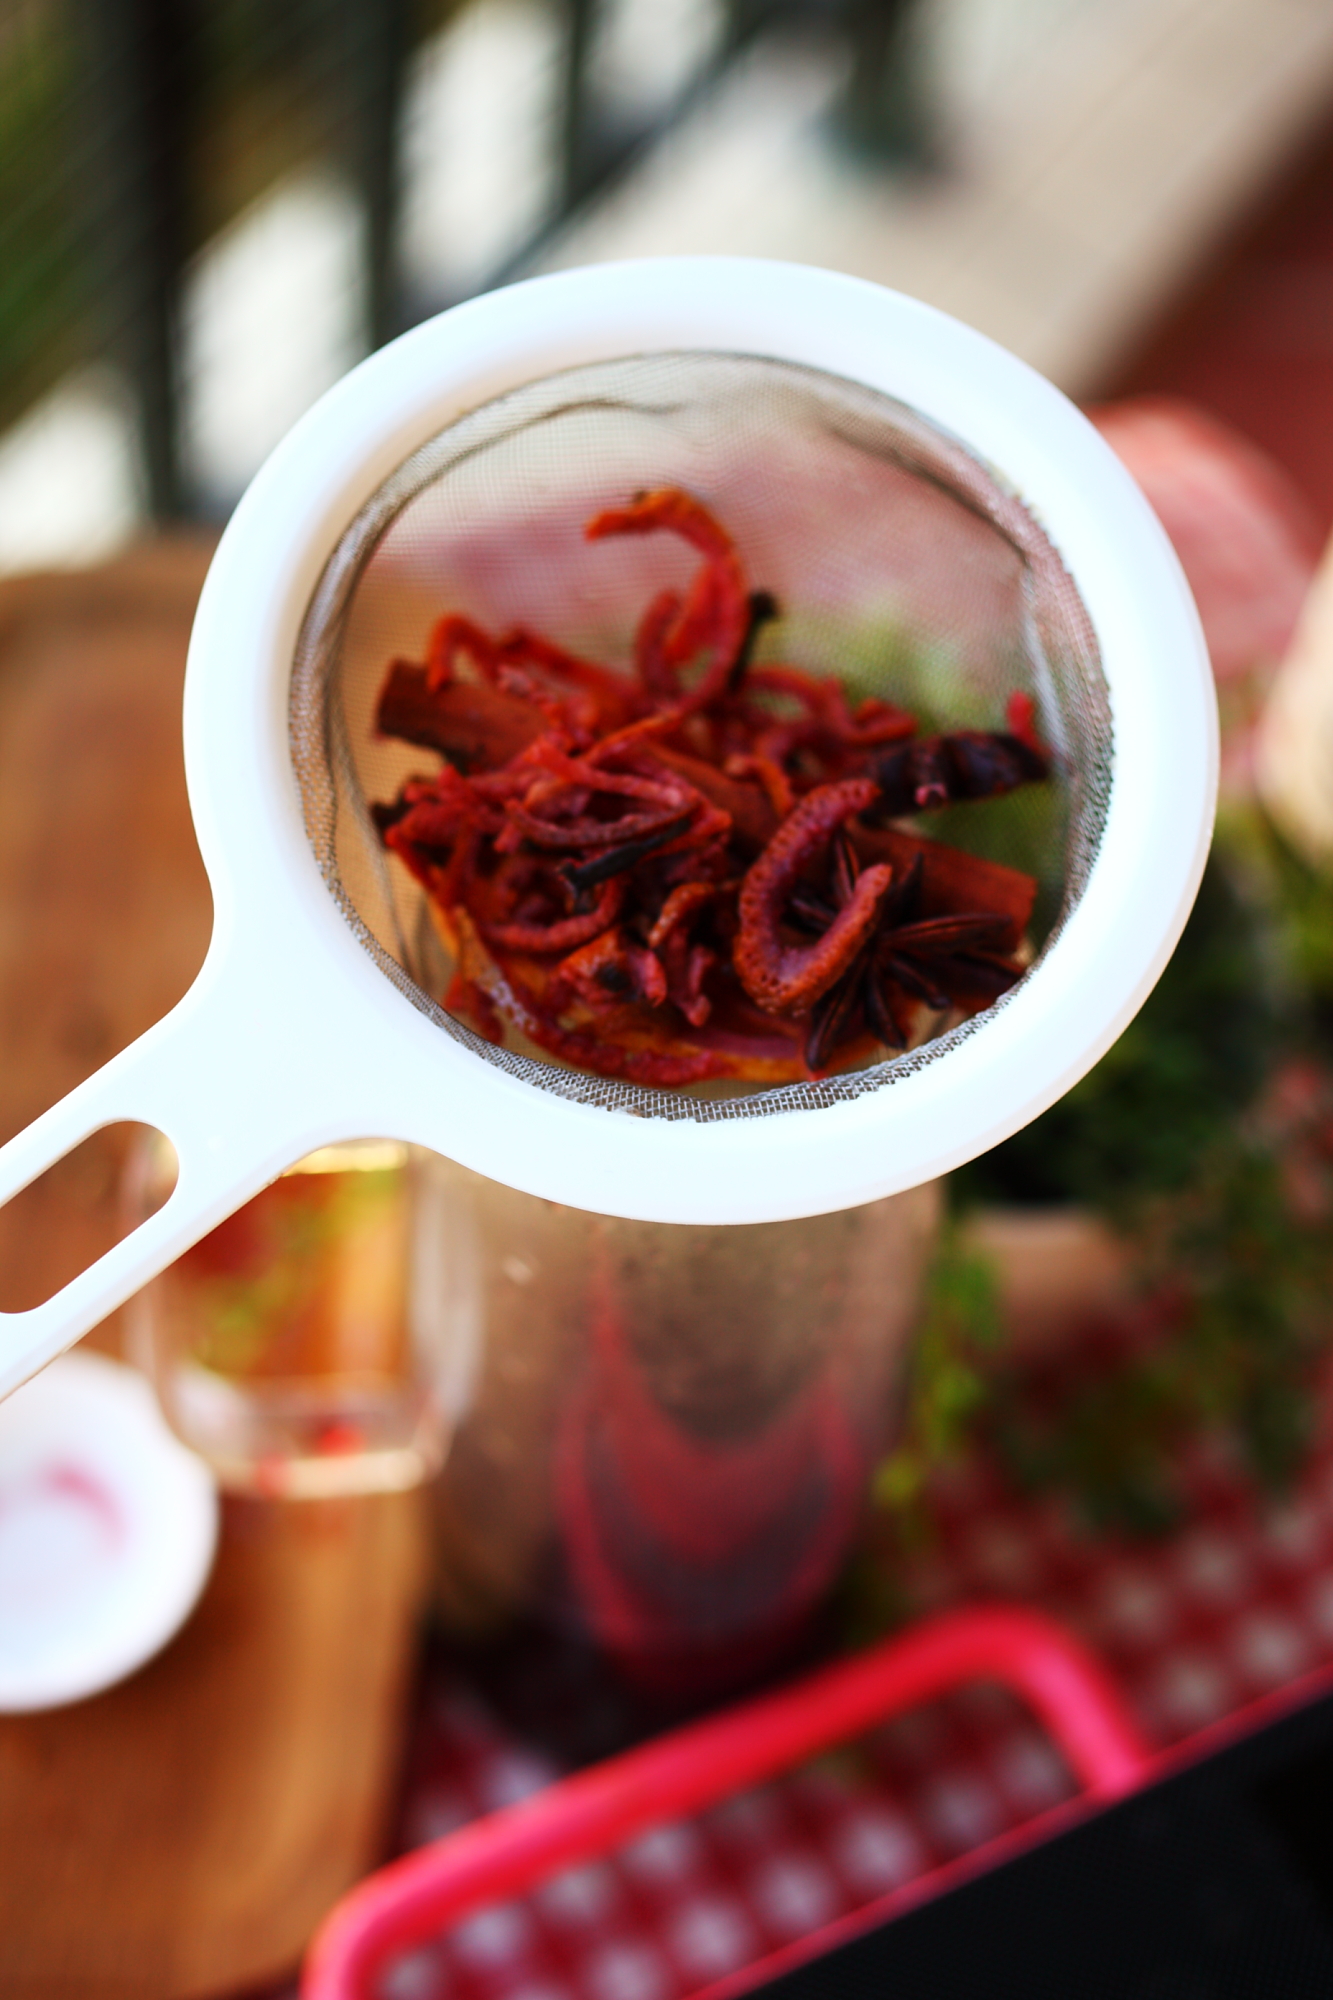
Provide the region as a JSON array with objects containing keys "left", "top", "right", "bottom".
[
  {"left": 130, "top": 1138, "right": 939, "bottom": 1684},
  {"left": 418, "top": 1159, "right": 941, "bottom": 1692},
  {"left": 126, "top": 1139, "right": 460, "bottom": 1497}
]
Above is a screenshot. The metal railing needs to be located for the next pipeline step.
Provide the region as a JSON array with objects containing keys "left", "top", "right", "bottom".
[{"left": 2, "top": 0, "right": 928, "bottom": 519}]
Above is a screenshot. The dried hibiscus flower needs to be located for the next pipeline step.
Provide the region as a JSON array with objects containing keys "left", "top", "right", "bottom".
[{"left": 371, "top": 487, "right": 1050, "bottom": 1088}]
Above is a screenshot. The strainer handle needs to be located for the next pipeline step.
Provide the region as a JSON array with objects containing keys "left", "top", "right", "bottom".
[{"left": 0, "top": 947, "right": 356, "bottom": 1400}]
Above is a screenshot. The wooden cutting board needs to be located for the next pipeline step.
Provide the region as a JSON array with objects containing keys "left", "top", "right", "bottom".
[{"left": 0, "top": 541, "right": 426, "bottom": 1999}]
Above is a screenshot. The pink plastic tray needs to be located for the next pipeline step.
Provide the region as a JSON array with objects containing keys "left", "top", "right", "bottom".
[{"left": 302, "top": 1605, "right": 1152, "bottom": 2000}]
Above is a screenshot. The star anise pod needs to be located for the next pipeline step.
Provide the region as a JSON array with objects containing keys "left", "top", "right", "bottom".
[{"left": 791, "top": 844, "right": 1024, "bottom": 1071}]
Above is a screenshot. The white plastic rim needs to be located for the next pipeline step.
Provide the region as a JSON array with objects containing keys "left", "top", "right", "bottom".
[
  {"left": 0, "top": 258, "right": 1217, "bottom": 1397},
  {"left": 0, "top": 1351, "right": 217, "bottom": 1709}
]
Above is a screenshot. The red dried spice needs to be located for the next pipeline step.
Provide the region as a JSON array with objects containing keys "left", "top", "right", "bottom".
[{"left": 372, "top": 488, "right": 1051, "bottom": 1087}]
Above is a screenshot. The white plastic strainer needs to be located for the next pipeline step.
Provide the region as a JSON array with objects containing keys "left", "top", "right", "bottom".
[{"left": 0, "top": 259, "right": 1217, "bottom": 1398}]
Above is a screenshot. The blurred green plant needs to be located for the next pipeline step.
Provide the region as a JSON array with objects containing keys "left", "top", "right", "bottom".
[
  {"left": 188, "top": 1163, "right": 403, "bottom": 1376},
  {"left": 991, "top": 1133, "right": 1333, "bottom": 1534},
  {"left": 842, "top": 1221, "right": 1002, "bottom": 1644},
  {"left": 870, "top": 804, "right": 1333, "bottom": 1550},
  {"left": 953, "top": 833, "right": 1281, "bottom": 1216},
  {"left": 872, "top": 1221, "right": 1002, "bottom": 1525},
  {"left": 0, "top": 0, "right": 440, "bottom": 444},
  {"left": 0, "top": 3, "right": 86, "bottom": 429}
]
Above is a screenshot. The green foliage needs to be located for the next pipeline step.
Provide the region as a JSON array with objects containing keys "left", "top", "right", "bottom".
[
  {"left": 873, "top": 1223, "right": 1001, "bottom": 1524},
  {"left": 192, "top": 1192, "right": 335, "bottom": 1376},
  {"left": 991, "top": 1137, "right": 1333, "bottom": 1534},
  {"left": 191, "top": 1167, "right": 400, "bottom": 1375},
  {"left": 869, "top": 808, "right": 1333, "bottom": 1548},
  {"left": 953, "top": 845, "right": 1279, "bottom": 1216},
  {"left": 0, "top": 7, "right": 87, "bottom": 426},
  {"left": 1223, "top": 802, "right": 1333, "bottom": 1024},
  {"left": 843, "top": 1225, "right": 1003, "bottom": 1643},
  {"left": 925, "top": 779, "right": 1068, "bottom": 945}
]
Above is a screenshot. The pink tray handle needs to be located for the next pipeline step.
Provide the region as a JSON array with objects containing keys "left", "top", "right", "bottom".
[{"left": 303, "top": 1604, "right": 1150, "bottom": 2000}]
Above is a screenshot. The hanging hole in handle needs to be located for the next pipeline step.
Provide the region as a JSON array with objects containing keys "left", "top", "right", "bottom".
[{"left": 0, "top": 1124, "right": 177, "bottom": 1317}]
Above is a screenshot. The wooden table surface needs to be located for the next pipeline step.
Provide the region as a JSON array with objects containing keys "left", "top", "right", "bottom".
[{"left": 0, "top": 541, "right": 426, "bottom": 2000}]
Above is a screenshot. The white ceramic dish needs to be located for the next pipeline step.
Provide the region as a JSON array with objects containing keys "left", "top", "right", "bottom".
[{"left": 0, "top": 1350, "right": 217, "bottom": 1710}]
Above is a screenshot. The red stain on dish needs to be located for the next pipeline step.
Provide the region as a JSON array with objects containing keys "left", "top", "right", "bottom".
[{"left": 0, "top": 1460, "right": 123, "bottom": 1607}]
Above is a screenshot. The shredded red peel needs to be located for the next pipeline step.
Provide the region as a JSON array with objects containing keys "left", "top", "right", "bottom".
[
  {"left": 554, "top": 926, "right": 669, "bottom": 1012},
  {"left": 373, "top": 485, "right": 1047, "bottom": 1085},
  {"left": 425, "top": 614, "right": 497, "bottom": 689},
  {"left": 585, "top": 489, "right": 749, "bottom": 711},
  {"left": 485, "top": 875, "right": 627, "bottom": 954},
  {"left": 648, "top": 880, "right": 732, "bottom": 951},
  {"left": 735, "top": 779, "right": 895, "bottom": 1016}
]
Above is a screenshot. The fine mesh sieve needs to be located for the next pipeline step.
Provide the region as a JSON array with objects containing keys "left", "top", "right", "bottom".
[
  {"left": 291, "top": 350, "right": 1112, "bottom": 1122},
  {"left": 0, "top": 259, "right": 1216, "bottom": 1398}
]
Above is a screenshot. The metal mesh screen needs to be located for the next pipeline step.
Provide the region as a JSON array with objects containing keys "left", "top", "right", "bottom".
[{"left": 290, "top": 351, "right": 1111, "bottom": 1123}]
